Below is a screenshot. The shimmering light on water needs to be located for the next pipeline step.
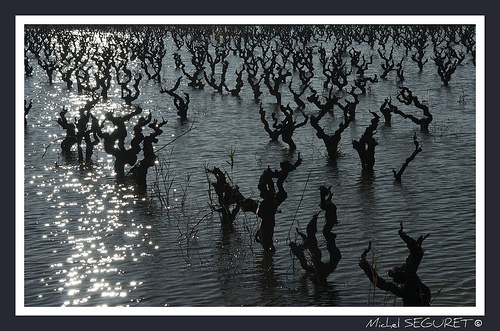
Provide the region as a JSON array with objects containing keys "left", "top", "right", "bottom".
[{"left": 19, "top": 17, "right": 483, "bottom": 315}]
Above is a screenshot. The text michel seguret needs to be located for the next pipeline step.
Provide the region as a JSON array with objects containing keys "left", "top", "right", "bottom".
[{"left": 365, "top": 317, "right": 479, "bottom": 329}]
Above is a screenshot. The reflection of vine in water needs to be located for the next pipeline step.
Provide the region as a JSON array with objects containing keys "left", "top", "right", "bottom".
[
  {"left": 391, "top": 176, "right": 421, "bottom": 223},
  {"left": 285, "top": 249, "right": 341, "bottom": 305},
  {"left": 256, "top": 254, "right": 283, "bottom": 304},
  {"left": 357, "top": 171, "right": 377, "bottom": 219},
  {"left": 183, "top": 93, "right": 216, "bottom": 120},
  {"left": 457, "top": 87, "right": 468, "bottom": 110}
]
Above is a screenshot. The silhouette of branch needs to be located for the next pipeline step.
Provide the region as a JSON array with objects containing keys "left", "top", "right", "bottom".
[{"left": 393, "top": 133, "right": 423, "bottom": 182}]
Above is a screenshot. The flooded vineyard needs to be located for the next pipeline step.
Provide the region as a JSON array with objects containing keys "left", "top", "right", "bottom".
[{"left": 22, "top": 22, "right": 477, "bottom": 309}]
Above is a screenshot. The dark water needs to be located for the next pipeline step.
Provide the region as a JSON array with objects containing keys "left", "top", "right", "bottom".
[{"left": 22, "top": 24, "right": 478, "bottom": 311}]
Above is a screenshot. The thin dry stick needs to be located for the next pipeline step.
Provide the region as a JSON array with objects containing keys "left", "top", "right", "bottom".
[
  {"left": 430, "top": 280, "right": 450, "bottom": 304},
  {"left": 203, "top": 164, "right": 214, "bottom": 208},
  {"left": 287, "top": 170, "right": 312, "bottom": 241},
  {"left": 42, "top": 137, "right": 64, "bottom": 158},
  {"left": 180, "top": 172, "right": 191, "bottom": 209},
  {"left": 156, "top": 121, "right": 196, "bottom": 153},
  {"left": 369, "top": 248, "right": 378, "bottom": 305},
  {"left": 188, "top": 210, "right": 215, "bottom": 239},
  {"left": 151, "top": 150, "right": 175, "bottom": 209}
]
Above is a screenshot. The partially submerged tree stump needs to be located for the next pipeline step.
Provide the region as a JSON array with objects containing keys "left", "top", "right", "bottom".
[
  {"left": 130, "top": 117, "right": 168, "bottom": 195},
  {"left": 256, "top": 154, "right": 302, "bottom": 256},
  {"left": 392, "top": 133, "right": 423, "bottom": 182},
  {"left": 289, "top": 186, "right": 341, "bottom": 286},
  {"left": 206, "top": 154, "right": 301, "bottom": 256},
  {"left": 359, "top": 222, "right": 431, "bottom": 306},
  {"left": 309, "top": 89, "right": 355, "bottom": 160},
  {"left": 160, "top": 76, "right": 190, "bottom": 121},
  {"left": 259, "top": 103, "right": 308, "bottom": 151},
  {"left": 396, "top": 87, "right": 433, "bottom": 132},
  {"left": 352, "top": 111, "right": 380, "bottom": 172},
  {"left": 206, "top": 166, "right": 258, "bottom": 227}
]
